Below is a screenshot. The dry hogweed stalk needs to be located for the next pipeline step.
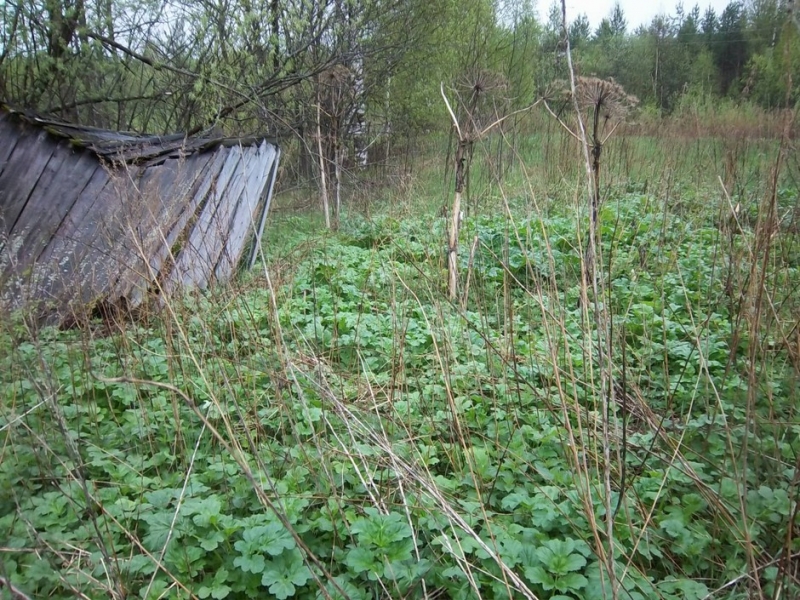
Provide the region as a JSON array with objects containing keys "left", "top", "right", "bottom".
[
  {"left": 576, "top": 77, "right": 637, "bottom": 210},
  {"left": 441, "top": 69, "right": 539, "bottom": 302},
  {"left": 454, "top": 69, "right": 509, "bottom": 135},
  {"left": 573, "top": 77, "right": 638, "bottom": 125},
  {"left": 555, "top": 77, "right": 638, "bottom": 155},
  {"left": 546, "top": 76, "right": 638, "bottom": 209}
]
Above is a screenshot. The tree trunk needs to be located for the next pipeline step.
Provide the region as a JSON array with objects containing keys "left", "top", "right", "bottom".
[
  {"left": 316, "top": 101, "right": 331, "bottom": 228},
  {"left": 448, "top": 139, "right": 467, "bottom": 301},
  {"left": 351, "top": 51, "right": 368, "bottom": 167},
  {"left": 271, "top": 0, "right": 280, "bottom": 72},
  {"left": 334, "top": 145, "right": 342, "bottom": 229}
]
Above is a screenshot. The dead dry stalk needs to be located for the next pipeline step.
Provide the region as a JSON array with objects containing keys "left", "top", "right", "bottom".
[
  {"left": 315, "top": 99, "right": 331, "bottom": 229},
  {"left": 557, "top": 3, "right": 628, "bottom": 599},
  {"left": 441, "top": 78, "right": 539, "bottom": 301}
]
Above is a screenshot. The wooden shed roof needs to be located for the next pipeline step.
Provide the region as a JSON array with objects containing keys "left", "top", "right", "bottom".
[
  {"left": 3, "top": 105, "right": 275, "bottom": 165},
  {"left": 0, "top": 106, "right": 281, "bottom": 325}
]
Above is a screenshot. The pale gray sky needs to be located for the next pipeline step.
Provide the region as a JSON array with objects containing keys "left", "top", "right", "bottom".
[{"left": 563, "top": 0, "right": 734, "bottom": 30}]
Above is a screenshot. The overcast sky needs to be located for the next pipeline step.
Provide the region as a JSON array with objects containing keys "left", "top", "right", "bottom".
[{"left": 562, "top": 0, "right": 734, "bottom": 30}]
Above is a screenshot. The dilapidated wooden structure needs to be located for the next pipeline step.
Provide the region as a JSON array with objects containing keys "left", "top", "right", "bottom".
[{"left": 0, "top": 106, "right": 280, "bottom": 323}]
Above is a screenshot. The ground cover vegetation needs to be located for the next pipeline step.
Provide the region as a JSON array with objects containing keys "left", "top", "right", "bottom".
[
  {"left": 2, "top": 126, "right": 799, "bottom": 598},
  {"left": 2, "top": 0, "right": 800, "bottom": 599}
]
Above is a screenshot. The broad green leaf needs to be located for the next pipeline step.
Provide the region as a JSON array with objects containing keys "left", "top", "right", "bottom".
[
  {"left": 189, "top": 496, "right": 223, "bottom": 527},
  {"left": 525, "top": 565, "right": 556, "bottom": 590},
  {"left": 260, "top": 550, "right": 312, "bottom": 599},
  {"left": 199, "top": 530, "right": 225, "bottom": 551},
  {"left": 144, "top": 489, "right": 177, "bottom": 509},
  {"left": 562, "top": 553, "right": 587, "bottom": 572},
  {"left": 345, "top": 547, "right": 378, "bottom": 575},
  {"left": 555, "top": 572, "right": 589, "bottom": 592},
  {"left": 198, "top": 584, "right": 232, "bottom": 599},
  {"left": 233, "top": 552, "right": 266, "bottom": 574},
  {"left": 384, "top": 537, "right": 414, "bottom": 563},
  {"left": 316, "top": 575, "right": 369, "bottom": 600},
  {"left": 264, "top": 578, "right": 295, "bottom": 600},
  {"left": 142, "top": 512, "right": 181, "bottom": 550}
]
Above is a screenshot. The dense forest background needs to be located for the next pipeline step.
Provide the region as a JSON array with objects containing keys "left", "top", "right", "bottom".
[{"left": 1, "top": 0, "right": 798, "bottom": 158}]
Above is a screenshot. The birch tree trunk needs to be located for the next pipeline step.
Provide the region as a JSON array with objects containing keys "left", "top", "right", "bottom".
[
  {"left": 316, "top": 100, "right": 331, "bottom": 229},
  {"left": 351, "top": 50, "right": 368, "bottom": 168}
]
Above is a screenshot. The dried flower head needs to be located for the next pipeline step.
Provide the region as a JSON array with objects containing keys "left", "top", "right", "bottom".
[
  {"left": 457, "top": 68, "right": 508, "bottom": 98},
  {"left": 321, "top": 64, "right": 351, "bottom": 86},
  {"left": 573, "top": 76, "right": 639, "bottom": 121},
  {"left": 551, "top": 76, "right": 636, "bottom": 117},
  {"left": 453, "top": 69, "right": 509, "bottom": 134}
]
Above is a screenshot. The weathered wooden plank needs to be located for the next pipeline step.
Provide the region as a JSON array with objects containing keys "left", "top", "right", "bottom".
[
  {"left": 70, "top": 170, "right": 158, "bottom": 310},
  {"left": 163, "top": 150, "right": 230, "bottom": 248},
  {"left": 0, "top": 140, "right": 72, "bottom": 301},
  {"left": 143, "top": 151, "right": 219, "bottom": 263},
  {"left": 179, "top": 149, "right": 246, "bottom": 288},
  {"left": 36, "top": 168, "right": 118, "bottom": 312},
  {"left": 157, "top": 148, "right": 230, "bottom": 296},
  {"left": 102, "top": 154, "right": 198, "bottom": 303},
  {"left": 0, "top": 105, "right": 281, "bottom": 323},
  {"left": 137, "top": 151, "right": 220, "bottom": 289},
  {"left": 215, "top": 144, "right": 276, "bottom": 281},
  {"left": 28, "top": 151, "right": 104, "bottom": 268},
  {"left": 62, "top": 179, "right": 126, "bottom": 310},
  {"left": 235, "top": 143, "right": 277, "bottom": 270},
  {"left": 98, "top": 162, "right": 169, "bottom": 304},
  {"left": 168, "top": 147, "right": 244, "bottom": 289},
  {"left": 111, "top": 149, "right": 227, "bottom": 301},
  {"left": 212, "top": 147, "right": 266, "bottom": 281},
  {"left": 16, "top": 157, "right": 107, "bottom": 317},
  {"left": 0, "top": 129, "right": 55, "bottom": 238},
  {"left": 1, "top": 143, "right": 94, "bottom": 286},
  {"left": 229, "top": 144, "right": 276, "bottom": 264},
  {"left": 4, "top": 163, "right": 112, "bottom": 320},
  {"left": 248, "top": 146, "right": 282, "bottom": 269},
  {"left": 0, "top": 115, "right": 24, "bottom": 181},
  {"left": 37, "top": 163, "right": 112, "bottom": 269},
  {"left": 203, "top": 146, "right": 262, "bottom": 283},
  {"left": 109, "top": 150, "right": 218, "bottom": 305}
]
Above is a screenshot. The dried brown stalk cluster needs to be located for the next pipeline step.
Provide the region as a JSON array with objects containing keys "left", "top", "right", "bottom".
[{"left": 571, "top": 76, "right": 639, "bottom": 122}]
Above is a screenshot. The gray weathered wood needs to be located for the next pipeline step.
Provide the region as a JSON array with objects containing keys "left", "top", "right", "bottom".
[
  {"left": 217, "top": 143, "right": 277, "bottom": 281},
  {"left": 249, "top": 146, "right": 282, "bottom": 269},
  {"left": 171, "top": 147, "right": 245, "bottom": 289},
  {"left": 0, "top": 108, "right": 280, "bottom": 323},
  {"left": 207, "top": 146, "right": 262, "bottom": 282},
  {"left": 0, "top": 115, "right": 23, "bottom": 180},
  {"left": 159, "top": 148, "right": 230, "bottom": 296},
  {"left": 0, "top": 130, "right": 54, "bottom": 237},
  {"left": 110, "top": 150, "right": 218, "bottom": 305},
  {"left": 3, "top": 145, "right": 96, "bottom": 284}
]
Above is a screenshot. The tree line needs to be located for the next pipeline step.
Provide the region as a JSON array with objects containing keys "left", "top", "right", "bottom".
[
  {"left": 563, "top": 0, "right": 799, "bottom": 111},
  {"left": 0, "top": 0, "right": 797, "bottom": 183}
]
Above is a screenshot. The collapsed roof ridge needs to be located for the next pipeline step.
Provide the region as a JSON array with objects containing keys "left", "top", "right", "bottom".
[{"left": 0, "top": 103, "right": 275, "bottom": 166}]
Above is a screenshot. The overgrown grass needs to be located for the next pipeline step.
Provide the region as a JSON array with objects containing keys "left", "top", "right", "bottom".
[{"left": 1, "top": 125, "right": 799, "bottom": 600}]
